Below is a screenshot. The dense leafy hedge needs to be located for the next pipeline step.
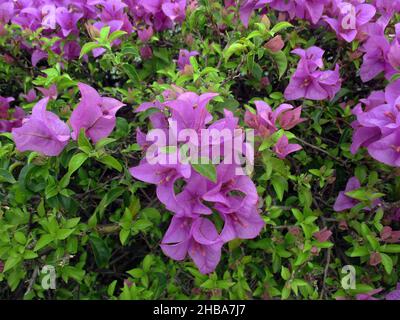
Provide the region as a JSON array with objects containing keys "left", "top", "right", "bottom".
[{"left": 0, "top": 0, "right": 400, "bottom": 300}]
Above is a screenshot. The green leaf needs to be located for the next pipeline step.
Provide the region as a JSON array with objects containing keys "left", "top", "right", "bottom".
[
  {"left": 224, "top": 43, "right": 247, "bottom": 62},
  {"left": 34, "top": 234, "right": 54, "bottom": 251},
  {"left": 78, "top": 129, "right": 93, "bottom": 153},
  {"left": 270, "top": 22, "right": 293, "bottom": 35},
  {"left": 97, "top": 155, "right": 122, "bottom": 172},
  {"left": 281, "top": 285, "right": 291, "bottom": 299},
  {"left": 380, "top": 253, "right": 393, "bottom": 274},
  {"left": 68, "top": 153, "right": 88, "bottom": 174},
  {"left": 56, "top": 228, "right": 74, "bottom": 240},
  {"left": 191, "top": 161, "right": 217, "bottom": 183},
  {"left": 89, "top": 234, "right": 111, "bottom": 268},
  {"left": 349, "top": 246, "right": 369, "bottom": 257},
  {"left": 95, "top": 138, "right": 116, "bottom": 149},
  {"left": 127, "top": 268, "right": 144, "bottom": 278},
  {"left": 0, "top": 169, "right": 16, "bottom": 184},
  {"left": 109, "top": 30, "right": 127, "bottom": 42},
  {"left": 281, "top": 266, "right": 290, "bottom": 280},
  {"left": 3, "top": 256, "right": 22, "bottom": 273},
  {"left": 45, "top": 183, "right": 59, "bottom": 199},
  {"left": 23, "top": 250, "right": 38, "bottom": 260},
  {"left": 79, "top": 42, "right": 102, "bottom": 58},
  {"left": 14, "top": 231, "right": 26, "bottom": 245},
  {"left": 107, "top": 280, "right": 118, "bottom": 296},
  {"left": 291, "top": 208, "right": 303, "bottom": 222},
  {"left": 99, "top": 26, "right": 111, "bottom": 42},
  {"left": 142, "top": 255, "right": 154, "bottom": 272},
  {"left": 271, "top": 51, "right": 287, "bottom": 79},
  {"left": 60, "top": 152, "right": 88, "bottom": 188},
  {"left": 271, "top": 175, "right": 288, "bottom": 201},
  {"left": 122, "top": 64, "right": 141, "bottom": 85},
  {"left": 380, "top": 244, "right": 400, "bottom": 253},
  {"left": 64, "top": 217, "right": 81, "bottom": 229},
  {"left": 119, "top": 229, "right": 130, "bottom": 245},
  {"left": 189, "top": 56, "right": 199, "bottom": 72}
]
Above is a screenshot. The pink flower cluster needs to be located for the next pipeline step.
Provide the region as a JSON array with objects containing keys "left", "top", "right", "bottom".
[
  {"left": 0, "top": 96, "right": 25, "bottom": 133},
  {"left": 350, "top": 80, "right": 400, "bottom": 167},
  {"left": 284, "top": 46, "right": 341, "bottom": 101},
  {"left": 12, "top": 83, "right": 124, "bottom": 156},
  {"left": 129, "top": 90, "right": 266, "bottom": 274},
  {"left": 232, "top": 0, "right": 396, "bottom": 35},
  {"left": 244, "top": 100, "right": 304, "bottom": 158},
  {"left": 0, "top": 0, "right": 188, "bottom": 63},
  {"left": 360, "top": 22, "right": 400, "bottom": 83}
]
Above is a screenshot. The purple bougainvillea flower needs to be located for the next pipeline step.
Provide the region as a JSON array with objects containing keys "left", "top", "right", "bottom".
[
  {"left": 165, "top": 92, "right": 218, "bottom": 132},
  {"left": 37, "top": 84, "right": 58, "bottom": 100},
  {"left": 276, "top": 105, "right": 306, "bottom": 130},
  {"left": 140, "top": 45, "right": 153, "bottom": 60},
  {"left": 203, "top": 163, "right": 258, "bottom": 212},
  {"left": 31, "top": 50, "right": 48, "bottom": 67},
  {"left": 12, "top": 98, "right": 70, "bottom": 156},
  {"left": 385, "top": 78, "right": 400, "bottom": 105},
  {"left": 177, "top": 49, "right": 199, "bottom": 71},
  {"left": 0, "top": 2, "right": 14, "bottom": 24},
  {"left": 360, "top": 24, "right": 393, "bottom": 82},
  {"left": 313, "top": 64, "right": 342, "bottom": 100},
  {"left": 356, "top": 103, "right": 400, "bottom": 137},
  {"left": 245, "top": 101, "right": 276, "bottom": 138},
  {"left": 219, "top": 204, "right": 265, "bottom": 242},
  {"left": 356, "top": 288, "right": 383, "bottom": 300},
  {"left": 70, "top": 83, "right": 125, "bottom": 143},
  {"left": 268, "top": 0, "right": 329, "bottom": 24},
  {"left": 284, "top": 61, "right": 325, "bottom": 101},
  {"left": 0, "top": 107, "right": 25, "bottom": 133},
  {"left": 162, "top": 0, "right": 186, "bottom": 22},
  {"left": 137, "top": 26, "right": 153, "bottom": 42},
  {"left": 333, "top": 177, "right": 361, "bottom": 212},
  {"left": 174, "top": 172, "right": 212, "bottom": 217},
  {"left": 380, "top": 226, "right": 400, "bottom": 243},
  {"left": 238, "top": 0, "right": 269, "bottom": 27},
  {"left": 350, "top": 125, "right": 381, "bottom": 155},
  {"left": 131, "top": 91, "right": 265, "bottom": 273},
  {"left": 386, "top": 283, "right": 400, "bottom": 300},
  {"left": 245, "top": 101, "right": 304, "bottom": 137},
  {"left": 292, "top": 46, "right": 325, "bottom": 70},
  {"left": 324, "top": 3, "right": 376, "bottom": 43},
  {"left": 313, "top": 227, "right": 332, "bottom": 242},
  {"left": 41, "top": 4, "right": 57, "bottom": 30},
  {"left": 141, "top": 0, "right": 163, "bottom": 14},
  {"left": 0, "top": 96, "right": 14, "bottom": 119},
  {"left": 56, "top": 7, "right": 83, "bottom": 37},
  {"left": 388, "top": 24, "right": 400, "bottom": 70},
  {"left": 0, "top": 96, "right": 25, "bottom": 133},
  {"left": 129, "top": 152, "right": 191, "bottom": 212},
  {"left": 285, "top": 46, "right": 341, "bottom": 101},
  {"left": 368, "top": 130, "right": 400, "bottom": 166},
  {"left": 273, "top": 135, "right": 302, "bottom": 159},
  {"left": 21, "top": 89, "right": 37, "bottom": 103},
  {"left": 296, "top": 0, "right": 330, "bottom": 25},
  {"left": 160, "top": 216, "right": 223, "bottom": 274}
]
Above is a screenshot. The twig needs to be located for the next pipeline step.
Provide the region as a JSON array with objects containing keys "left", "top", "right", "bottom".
[
  {"left": 24, "top": 266, "right": 39, "bottom": 296},
  {"left": 319, "top": 248, "right": 332, "bottom": 300},
  {"left": 295, "top": 136, "right": 347, "bottom": 165}
]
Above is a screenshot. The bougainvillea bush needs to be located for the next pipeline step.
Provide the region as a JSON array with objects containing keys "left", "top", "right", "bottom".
[{"left": 1, "top": 0, "right": 400, "bottom": 300}]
